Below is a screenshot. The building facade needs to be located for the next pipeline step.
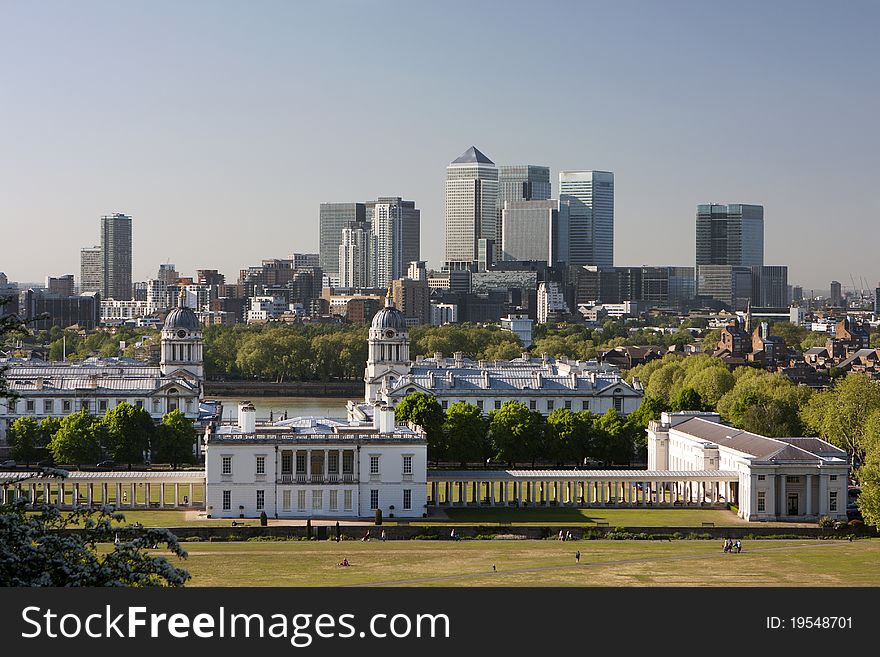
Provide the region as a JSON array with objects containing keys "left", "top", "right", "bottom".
[
  {"left": 203, "top": 402, "right": 427, "bottom": 519},
  {"left": 496, "top": 165, "right": 551, "bottom": 245},
  {"left": 320, "top": 203, "right": 367, "bottom": 281},
  {"left": 367, "top": 197, "right": 420, "bottom": 288},
  {"left": 79, "top": 246, "right": 103, "bottom": 295},
  {"left": 648, "top": 412, "right": 849, "bottom": 521},
  {"left": 100, "top": 213, "right": 133, "bottom": 300},
  {"left": 695, "top": 203, "right": 764, "bottom": 267},
  {"left": 501, "top": 199, "right": 570, "bottom": 265}
]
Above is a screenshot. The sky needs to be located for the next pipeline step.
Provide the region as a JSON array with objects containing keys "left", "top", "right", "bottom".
[{"left": 1, "top": 0, "right": 878, "bottom": 292}]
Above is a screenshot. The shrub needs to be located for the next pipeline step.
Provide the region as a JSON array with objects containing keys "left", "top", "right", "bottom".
[
  {"left": 834, "top": 521, "right": 848, "bottom": 531},
  {"left": 183, "top": 536, "right": 202, "bottom": 542},
  {"left": 817, "top": 515, "right": 835, "bottom": 529},
  {"left": 848, "top": 519, "right": 864, "bottom": 527},
  {"left": 374, "top": 509, "right": 382, "bottom": 526}
]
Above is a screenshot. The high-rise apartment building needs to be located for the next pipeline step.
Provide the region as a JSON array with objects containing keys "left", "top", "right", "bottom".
[
  {"left": 79, "top": 246, "right": 103, "bottom": 295},
  {"left": 559, "top": 170, "right": 614, "bottom": 267},
  {"left": 289, "top": 253, "right": 320, "bottom": 270},
  {"left": 754, "top": 266, "right": 789, "bottom": 307},
  {"left": 391, "top": 277, "right": 431, "bottom": 325},
  {"left": 320, "top": 203, "right": 367, "bottom": 280},
  {"left": 501, "top": 199, "right": 570, "bottom": 266},
  {"left": 830, "top": 280, "right": 843, "bottom": 307},
  {"left": 100, "top": 213, "right": 133, "bottom": 300},
  {"left": 46, "top": 274, "right": 75, "bottom": 297},
  {"left": 338, "top": 221, "right": 373, "bottom": 289},
  {"left": 496, "top": 165, "right": 551, "bottom": 245},
  {"left": 695, "top": 203, "right": 764, "bottom": 267},
  {"left": 367, "top": 197, "right": 420, "bottom": 288},
  {"left": 445, "top": 147, "right": 498, "bottom": 270}
]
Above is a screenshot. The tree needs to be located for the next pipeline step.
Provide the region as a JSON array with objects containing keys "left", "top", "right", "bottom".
[
  {"left": 544, "top": 408, "right": 592, "bottom": 466},
  {"left": 154, "top": 410, "right": 197, "bottom": 468},
  {"left": 0, "top": 501, "right": 189, "bottom": 587},
  {"left": 39, "top": 417, "right": 62, "bottom": 446},
  {"left": 594, "top": 409, "right": 634, "bottom": 465},
  {"left": 684, "top": 366, "right": 735, "bottom": 408},
  {"left": 801, "top": 373, "right": 880, "bottom": 461},
  {"left": 103, "top": 402, "right": 154, "bottom": 467},
  {"left": 488, "top": 402, "right": 545, "bottom": 466},
  {"left": 395, "top": 392, "right": 446, "bottom": 463},
  {"left": 443, "top": 402, "right": 488, "bottom": 467},
  {"left": 47, "top": 411, "right": 104, "bottom": 465},
  {"left": 9, "top": 416, "right": 44, "bottom": 464},
  {"left": 670, "top": 387, "right": 704, "bottom": 412}
]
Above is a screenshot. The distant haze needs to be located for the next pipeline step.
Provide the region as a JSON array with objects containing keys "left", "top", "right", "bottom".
[{"left": 1, "top": 1, "right": 877, "bottom": 291}]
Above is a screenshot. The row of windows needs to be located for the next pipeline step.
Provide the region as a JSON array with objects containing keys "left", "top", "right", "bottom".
[
  {"left": 221, "top": 489, "right": 413, "bottom": 512},
  {"left": 8, "top": 397, "right": 193, "bottom": 415},
  {"left": 436, "top": 398, "right": 624, "bottom": 412},
  {"left": 222, "top": 454, "right": 414, "bottom": 478},
  {"left": 756, "top": 490, "right": 839, "bottom": 513}
]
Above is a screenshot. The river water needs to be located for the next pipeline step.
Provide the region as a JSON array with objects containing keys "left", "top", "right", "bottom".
[{"left": 211, "top": 396, "right": 354, "bottom": 421}]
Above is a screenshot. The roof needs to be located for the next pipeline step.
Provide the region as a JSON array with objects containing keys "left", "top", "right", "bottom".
[
  {"left": 371, "top": 305, "right": 407, "bottom": 331},
  {"left": 450, "top": 146, "right": 494, "bottom": 165},
  {"left": 427, "top": 469, "right": 739, "bottom": 481},
  {"left": 776, "top": 437, "right": 847, "bottom": 458},
  {"left": 164, "top": 305, "right": 200, "bottom": 331},
  {"left": 208, "top": 415, "right": 425, "bottom": 443},
  {"left": 388, "top": 369, "right": 638, "bottom": 395}
]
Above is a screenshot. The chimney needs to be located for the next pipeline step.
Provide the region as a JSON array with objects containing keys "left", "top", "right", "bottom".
[
  {"left": 374, "top": 403, "right": 395, "bottom": 433},
  {"left": 238, "top": 401, "right": 256, "bottom": 434},
  {"left": 453, "top": 351, "right": 463, "bottom": 366},
  {"left": 434, "top": 351, "right": 443, "bottom": 362}
]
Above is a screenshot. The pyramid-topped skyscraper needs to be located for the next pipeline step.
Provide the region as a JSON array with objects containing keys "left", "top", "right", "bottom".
[{"left": 444, "top": 146, "right": 498, "bottom": 270}]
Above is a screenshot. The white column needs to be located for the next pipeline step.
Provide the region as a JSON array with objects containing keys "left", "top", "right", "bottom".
[
  {"left": 805, "top": 474, "right": 812, "bottom": 516},
  {"left": 160, "top": 484, "right": 166, "bottom": 508},
  {"left": 818, "top": 474, "right": 828, "bottom": 515},
  {"left": 306, "top": 449, "right": 312, "bottom": 480},
  {"left": 174, "top": 483, "right": 179, "bottom": 507},
  {"left": 779, "top": 475, "right": 787, "bottom": 518},
  {"left": 324, "top": 449, "right": 329, "bottom": 482},
  {"left": 189, "top": 483, "right": 194, "bottom": 505}
]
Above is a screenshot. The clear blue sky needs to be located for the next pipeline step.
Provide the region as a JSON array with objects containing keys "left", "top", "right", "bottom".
[{"left": 1, "top": 0, "right": 878, "bottom": 291}]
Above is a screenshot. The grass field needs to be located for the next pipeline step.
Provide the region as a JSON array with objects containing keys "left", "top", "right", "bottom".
[{"left": 166, "top": 539, "right": 880, "bottom": 587}]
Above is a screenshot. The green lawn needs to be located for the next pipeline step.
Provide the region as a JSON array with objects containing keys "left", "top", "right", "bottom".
[{"left": 165, "top": 539, "right": 880, "bottom": 587}]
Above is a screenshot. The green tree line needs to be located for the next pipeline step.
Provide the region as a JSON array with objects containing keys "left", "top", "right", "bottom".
[{"left": 8, "top": 403, "right": 197, "bottom": 468}]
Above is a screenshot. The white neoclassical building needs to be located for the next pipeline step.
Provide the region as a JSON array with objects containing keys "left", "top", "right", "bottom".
[
  {"left": 648, "top": 412, "right": 849, "bottom": 522},
  {"left": 363, "top": 298, "right": 643, "bottom": 416},
  {"left": 0, "top": 296, "right": 205, "bottom": 449},
  {"left": 203, "top": 402, "right": 427, "bottom": 519}
]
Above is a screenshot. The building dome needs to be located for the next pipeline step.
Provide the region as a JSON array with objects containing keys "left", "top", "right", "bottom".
[
  {"left": 164, "top": 306, "right": 200, "bottom": 332},
  {"left": 371, "top": 305, "right": 407, "bottom": 332}
]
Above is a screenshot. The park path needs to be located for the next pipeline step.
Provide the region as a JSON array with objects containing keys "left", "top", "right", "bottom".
[{"left": 344, "top": 541, "right": 853, "bottom": 587}]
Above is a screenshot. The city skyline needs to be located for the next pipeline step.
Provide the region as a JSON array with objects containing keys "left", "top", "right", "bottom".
[{"left": 1, "top": 1, "right": 878, "bottom": 289}]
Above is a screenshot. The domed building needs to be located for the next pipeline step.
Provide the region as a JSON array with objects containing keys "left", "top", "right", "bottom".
[
  {"left": 363, "top": 297, "right": 412, "bottom": 402},
  {"left": 0, "top": 294, "right": 205, "bottom": 449}
]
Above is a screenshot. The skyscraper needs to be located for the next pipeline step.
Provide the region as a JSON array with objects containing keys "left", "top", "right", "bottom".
[
  {"left": 367, "top": 197, "right": 420, "bottom": 288},
  {"left": 338, "top": 221, "right": 373, "bottom": 289},
  {"left": 100, "top": 213, "right": 132, "bottom": 300},
  {"left": 79, "top": 246, "right": 103, "bottom": 295},
  {"left": 830, "top": 280, "right": 843, "bottom": 307},
  {"left": 320, "top": 203, "right": 367, "bottom": 281},
  {"left": 695, "top": 203, "right": 764, "bottom": 267},
  {"left": 501, "top": 199, "right": 570, "bottom": 266},
  {"left": 445, "top": 147, "right": 498, "bottom": 270},
  {"left": 559, "top": 170, "right": 614, "bottom": 267},
  {"left": 496, "top": 165, "right": 551, "bottom": 245}
]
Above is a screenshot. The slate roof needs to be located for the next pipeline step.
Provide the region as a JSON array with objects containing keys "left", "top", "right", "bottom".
[
  {"left": 388, "top": 368, "right": 637, "bottom": 395},
  {"left": 450, "top": 146, "right": 494, "bottom": 165},
  {"left": 428, "top": 470, "right": 739, "bottom": 481},
  {"left": 2, "top": 362, "right": 197, "bottom": 395}
]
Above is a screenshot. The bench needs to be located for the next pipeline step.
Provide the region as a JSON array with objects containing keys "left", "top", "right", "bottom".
[
  {"left": 596, "top": 521, "right": 609, "bottom": 527},
  {"left": 701, "top": 522, "right": 715, "bottom": 528}
]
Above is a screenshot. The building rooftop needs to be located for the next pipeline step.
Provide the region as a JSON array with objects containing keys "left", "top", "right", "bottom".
[{"left": 450, "top": 146, "right": 494, "bottom": 166}]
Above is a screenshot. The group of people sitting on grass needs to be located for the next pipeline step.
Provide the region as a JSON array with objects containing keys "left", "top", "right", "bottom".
[
  {"left": 723, "top": 538, "right": 742, "bottom": 553},
  {"left": 337, "top": 558, "right": 351, "bottom": 567}
]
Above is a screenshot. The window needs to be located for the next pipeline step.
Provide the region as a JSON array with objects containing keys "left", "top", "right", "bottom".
[
  {"left": 222, "top": 456, "right": 232, "bottom": 476},
  {"left": 830, "top": 475, "right": 838, "bottom": 481},
  {"left": 328, "top": 451, "right": 339, "bottom": 474},
  {"left": 402, "top": 455, "right": 413, "bottom": 476},
  {"left": 370, "top": 489, "right": 379, "bottom": 510},
  {"left": 344, "top": 490, "right": 353, "bottom": 511},
  {"left": 152, "top": 399, "right": 160, "bottom": 412},
  {"left": 282, "top": 490, "right": 291, "bottom": 511},
  {"left": 613, "top": 396, "right": 623, "bottom": 413},
  {"left": 440, "top": 400, "right": 448, "bottom": 410},
  {"left": 43, "top": 400, "right": 53, "bottom": 414},
  {"left": 256, "top": 456, "right": 265, "bottom": 476},
  {"left": 342, "top": 451, "right": 353, "bottom": 474},
  {"left": 564, "top": 400, "right": 572, "bottom": 410},
  {"left": 281, "top": 452, "right": 292, "bottom": 474},
  {"left": 135, "top": 400, "right": 143, "bottom": 409},
  {"left": 256, "top": 490, "right": 264, "bottom": 510},
  {"left": 80, "top": 400, "right": 90, "bottom": 412},
  {"left": 296, "top": 452, "right": 306, "bottom": 474},
  {"left": 529, "top": 400, "right": 537, "bottom": 411},
  {"left": 581, "top": 400, "right": 589, "bottom": 411},
  {"left": 494, "top": 400, "right": 502, "bottom": 410},
  {"left": 475, "top": 400, "right": 483, "bottom": 411},
  {"left": 312, "top": 490, "right": 322, "bottom": 510},
  {"left": 830, "top": 491, "right": 838, "bottom": 512},
  {"left": 370, "top": 455, "right": 380, "bottom": 476},
  {"left": 62, "top": 400, "right": 71, "bottom": 413},
  {"left": 99, "top": 400, "right": 107, "bottom": 412},
  {"left": 222, "top": 490, "right": 231, "bottom": 511},
  {"left": 329, "top": 490, "right": 338, "bottom": 511},
  {"left": 403, "top": 489, "right": 412, "bottom": 510},
  {"left": 757, "top": 475, "right": 765, "bottom": 481},
  {"left": 786, "top": 476, "right": 800, "bottom": 484},
  {"left": 25, "top": 400, "right": 35, "bottom": 413},
  {"left": 757, "top": 491, "right": 765, "bottom": 513},
  {"left": 297, "top": 490, "right": 306, "bottom": 511}
]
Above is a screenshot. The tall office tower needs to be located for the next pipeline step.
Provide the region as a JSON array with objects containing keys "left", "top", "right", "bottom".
[
  {"left": 444, "top": 146, "right": 498, "bottom": 270},
  {"left": 320, "top": 203, "right": 367, "bottom": 280},
  {"left": 791, "top": 285, "right": 804, "bottom": 303},
  {"left": 367, "top": 197, "right": 420, "bottom": 288},
  {"left": 753, "top": 265, "right": 788, "bottom": 307},
  {"left": 100, "top": 213, "right": 133, "bottom": 300},
  {"left": 46, "top": 274, "right": 75, "bottom": 297},
  {"left": 79, "top": 246, "right": 103, "bottom": 295},
  {"left": 696, "top": 265, "right": 753, "bottom": 308},
  {"left": 501, "top": 199, "right": 570, "bottom": 266},
  {"left": 874, "top": 285, "right": 880, "bottom": 316},
  {"left": 830, "top": 280, "right": 843, "bottom": 307},
  {"left": 158, "top": 263, "right": 178, "bottom": 284},
  {"left": 338, "top": 221, "right": 373, "bottom": 289},
  {"left": 695, "top": 203, "right": 764, "bottom": 267},
  {"left": 407, "top": 261, "right": 427, "bottom": 281},
  {"left": 559, "top": 170, "right": 614, "bottom": 267},
  {"left": 496, "top": 165, "right": 551, "bottom": 245}
]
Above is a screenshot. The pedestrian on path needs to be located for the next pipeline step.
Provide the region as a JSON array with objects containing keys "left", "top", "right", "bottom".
[{"left": 575, "top": 550, "right": 580, "bottom": 564}]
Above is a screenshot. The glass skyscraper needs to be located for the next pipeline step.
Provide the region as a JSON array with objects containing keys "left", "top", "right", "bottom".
[
  {"left": 501, "top": 199, "right": 569, "bottom": 266},
  {"left": 320, "top": 203, "right": 367, "bottom": 280},
  {"left": 100, "top": 213, "right": 132, "bottom": 300},
  {"left": 695, "top": 203, "right": 764, "bottom": 267},
  {"left": 496, "top": 165, "right": 551, "bottom": 245},
  {"left": 445, "top": 147, "right": 498, "bottom": 270},
  {"left": 559, "top": 170, "right": 614, "bottom": 267}
]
